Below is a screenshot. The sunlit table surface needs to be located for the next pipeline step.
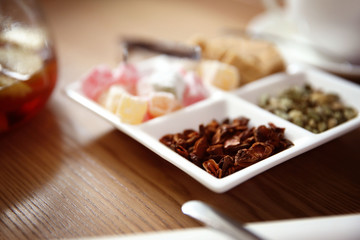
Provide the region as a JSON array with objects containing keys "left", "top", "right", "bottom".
[{"left": 1, "top": 0, "right": 359, "bottom": 239}]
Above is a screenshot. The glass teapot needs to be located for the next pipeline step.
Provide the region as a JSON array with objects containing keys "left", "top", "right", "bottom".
[{"left": 0, "top": 0, "right": 57, "bottom": 133}]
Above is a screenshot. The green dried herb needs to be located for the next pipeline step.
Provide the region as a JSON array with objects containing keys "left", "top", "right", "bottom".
[{"left": 259, "top": 84, "right": 358, "bottom": 133}]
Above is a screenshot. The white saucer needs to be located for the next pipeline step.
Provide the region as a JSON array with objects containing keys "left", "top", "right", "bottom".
[
  {"left": 247, "top": 11, "right": 360, "bottom": 78},
  {"left": 74, "top": 213, "right": 360, "bottom": 240}
]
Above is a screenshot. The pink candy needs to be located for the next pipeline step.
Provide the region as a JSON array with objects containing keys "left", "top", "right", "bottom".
[
  {"left": 112, "top": 64, "right": 138, "bottom": 95},
  {"left": 82, "top": 63, "right": 139, "bottom": 101},
  {"left": 81, "top": 65, "right": 114, "bottom": 101},
  {"left": 182, "top": 71, "right": 207, "bottom": 106}
]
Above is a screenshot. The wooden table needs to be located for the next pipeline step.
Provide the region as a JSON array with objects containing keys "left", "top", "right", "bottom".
[{"left": 1, "top": 0, "right": 360, "bottom": 239}]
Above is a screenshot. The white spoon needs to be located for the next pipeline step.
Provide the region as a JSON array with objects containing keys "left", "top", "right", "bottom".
[{"left": 182, "top": 200, "right": 263, "bottom": 240}]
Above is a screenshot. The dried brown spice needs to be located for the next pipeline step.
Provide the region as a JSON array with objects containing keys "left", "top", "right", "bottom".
[
  {"left": 203, "top": 159, "right": 222, "bottom": 178},
  {"left": 159, "top": 117, "right": 293, "bottom": 178}
]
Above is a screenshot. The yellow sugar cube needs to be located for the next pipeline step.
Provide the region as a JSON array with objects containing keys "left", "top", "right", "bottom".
[
  {"left": 115, "top": 93, "right": 147, "bottom": 124},
  {"left": 100, "top": 85, "right": 127, "bottom": 113},
  {"left": 199, "top": 60, "right": 240, "bottom": 91}
]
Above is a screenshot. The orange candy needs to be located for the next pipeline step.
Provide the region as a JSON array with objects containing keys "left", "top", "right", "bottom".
[{"left": 148, "top": 92, "right": 181, "bottom": 118}]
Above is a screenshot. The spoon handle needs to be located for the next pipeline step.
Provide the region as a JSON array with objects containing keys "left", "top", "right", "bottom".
[
  {"left": 120, "top": 36, "right": 201, "bottom": 62},
  {"left": 182, "top": 200, "right": 263, "bottom": 240}
]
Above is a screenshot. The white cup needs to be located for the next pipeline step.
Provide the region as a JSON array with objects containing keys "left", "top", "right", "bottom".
[{"left": 265, "top": 0, "right": 360, "bottom": 64}]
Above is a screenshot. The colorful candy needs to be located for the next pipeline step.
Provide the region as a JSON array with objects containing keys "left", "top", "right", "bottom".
[
  {"left": 101, "top": 84, "right": 127, "bottom": 113},
  {"left": 81, "top": 59, "right": 208, "bottom": 125},
  {"left": 81, "top": 65, "right": 115, "bottom": 101},
  {"left": 182, "top": 71, "right": 207, "bottom": 106},
  {"left": 114, "top": 93, "right": 147, "bottom": 125},
  {"left": 112, "top": 63, "right": 139, "bottom": 95},
  {"left": 199, "top": 60, "right": 240, "bottom": 91},
  {"left": 82, "top": 63, "right": 139, "bottom": 101},
  {"left": 147, "top": 69, "right": 186, "bottom": 101},
  {"left": 148, "top": 91, "right": 181, "bottom": 118}
]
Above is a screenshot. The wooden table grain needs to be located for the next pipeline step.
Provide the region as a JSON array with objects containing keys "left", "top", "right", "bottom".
[{"left": 1, "top": 0, "right": 360, "bottom": 239}]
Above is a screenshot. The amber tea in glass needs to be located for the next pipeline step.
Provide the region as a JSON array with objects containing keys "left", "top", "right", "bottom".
[{"left": 0, "top": 0, "right": 57, "bottom": 133}]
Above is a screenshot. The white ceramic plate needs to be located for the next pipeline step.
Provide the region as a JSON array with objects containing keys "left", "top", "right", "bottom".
[
  {"left": 72, "top": 213, "right": 360, "bottom": 240},
  {"left": 65, "top": 59, "right": 360, "bottom": 193},
  {"left": 247, "top": 11, "right": 360, "bottom": 78}
]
